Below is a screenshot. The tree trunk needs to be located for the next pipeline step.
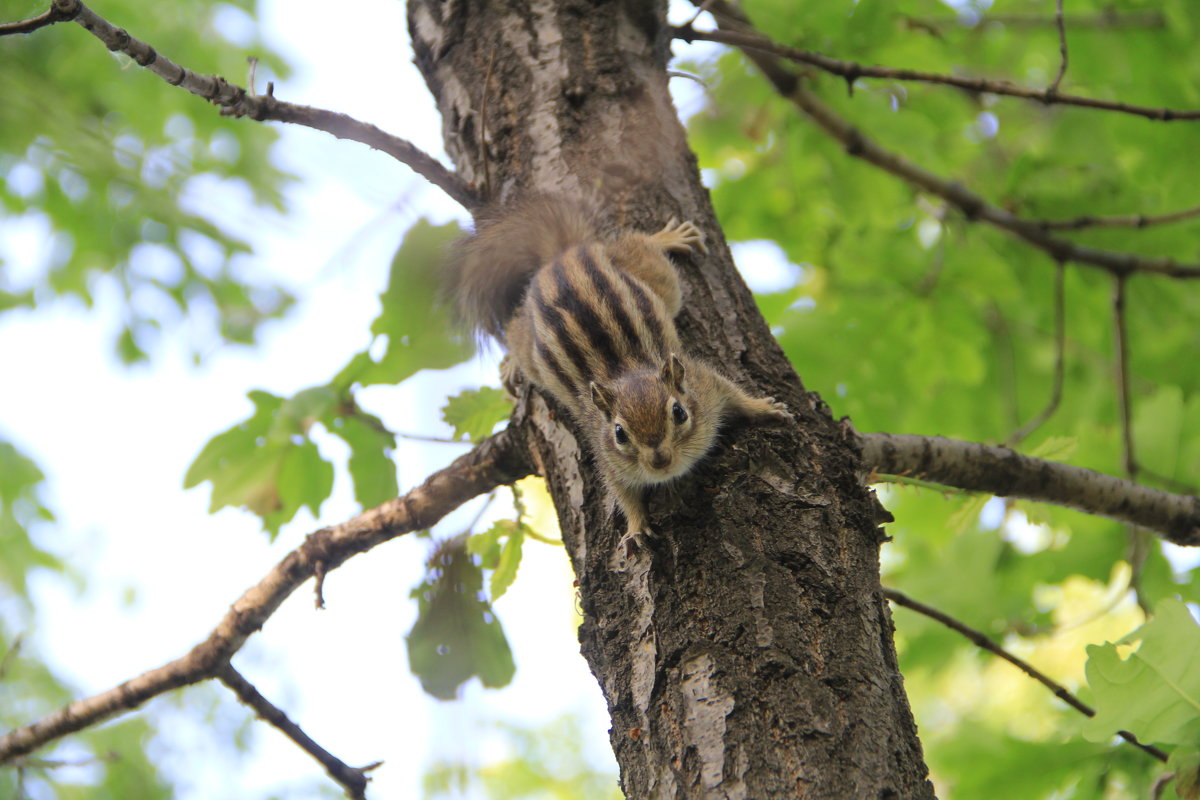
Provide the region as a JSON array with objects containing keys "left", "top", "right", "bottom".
[{"left": 408, "top": 1, "right": 936, "bottom": 797}]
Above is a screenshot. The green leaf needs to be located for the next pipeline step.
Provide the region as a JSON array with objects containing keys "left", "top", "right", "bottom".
[
  {"left": 1133, "top": 386, "right": 1185, "bottom": 477},
  {"left": 468, "top": 523, "right": 505, "bottom": 570},
  {"left": 184, "top": 389, "right": 334, "bottom": 537},
  {"left": 0, "top": 439, "right": 62, "bottom": 598},
  {"left": 491, "top": 521, "right": 525, "bottom": 602},
  {"left": 1084, "top": 599, "right": 1200, "bottom": 746},
  {"left": 1171, "top": 747, "right": 1200, "bottom": 800},
  {"left": 276, "top": 440, "right": 334, "bottom": 520},
  {"left": 1026, "top": 436, "right": 1078, "bottom": 462},
  {"left": 407, "top": 540, "right": 515, "bottom": 700},
  {"left": 336, "top": 219, "right": 474, "bottom": 390},
  {"left": 328, "top": 411, "right": 398, "bottom": 509},
  {"left": 926, "top": 726, "right": 1113, "bottom": 800},
  {"left": 441, "top": 386, "right": 512, "bottom": 443}
]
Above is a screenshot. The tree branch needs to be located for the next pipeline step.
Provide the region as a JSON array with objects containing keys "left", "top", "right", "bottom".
[
  {"left": 1047, "top": 0, "right": 1069, "bottom": 95},
  {"left": 1031, "top": 204, "right": 1200, "bottom": 231},
  {"left": 1006, "top": 260, "right": 1065, "bottom": 446},
  {"left": 694, "top": 2, "right": 1200, "bottom": 279},
  {"left": 0, "top": 0, "right": 480, "bottom": 209},
  {"left": 1112, "top": 276, "right": 1137, "bottom": 478},
  {"left": 0, "top": 429, "right": 531, "bottom": 764},
  {"left": 903, "top": 10, "right": 1166, "bottom": 34},
  {"left": 860, "top": 432, "right": 1200, "bottom": 546},
  {"left": 218, "top": 665, "right": 379, "bottom": 800},
  {"left": 0, "top": 2, "right": 75, "bottom": 34},
  {"left": 674, "top": 25, "right": 1200, "bottom": 122},
  {"left": 882, "top": 587, "right": 1168, "bottom": 762}
]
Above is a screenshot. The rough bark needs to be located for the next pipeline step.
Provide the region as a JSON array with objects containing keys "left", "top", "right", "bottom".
[{"left": 407, "top": 1, "right": 935, "bottom": 797}]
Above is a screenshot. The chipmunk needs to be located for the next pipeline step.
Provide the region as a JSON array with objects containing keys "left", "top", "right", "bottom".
[{"left": 446, "top": 197, "right": 793, "bottom": 557}]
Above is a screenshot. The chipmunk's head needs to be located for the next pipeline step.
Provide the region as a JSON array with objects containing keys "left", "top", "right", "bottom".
[{"left": 589, "top": 354, "right": 706, "bottom": 486}]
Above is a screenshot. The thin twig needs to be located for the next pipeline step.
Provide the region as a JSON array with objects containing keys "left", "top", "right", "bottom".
[
  {"left": 882, "top": 586, "right": 1168, "bottom": 763},
  {"left": 218, "top": 665, "right": 378, "bottom": 800},
  {"left": 673, "top": 24, "right": 1200, "bottom": 122},
  {"left": 396, "top": 431, "right": 470, "bottom": 444},
  {"left": 1032, "top": 204, "right": 1200, "bottom": 231},
  {"left": 0, "top": 430, "right": 532, "bottom": 764},
  {"left": 1048, "top": 0, "right": 1069, "bottom": 95},
  {"left": 1007, "top": 260, "right": 1066, "bottom": 445},
  {"left": 1, "top": 0, "right": 479, "bottom": 209},
  {"left": 1110, "top": 274, "right": 1151, "bottom": 610},
  {"left": 0, "top": 634, "right": 23, "bottom": 681},
  {"left": 1112, "top": 275, "right": 1137, "bottom": 479},
  {"left": 0, "top": 2, "right": 74, "bottom": 34},
  {"left": 693, "top": 2, "right": 1200, "bottom": 278},
  {"left": 904, "top": 10, "right": 1166, "bottom": 32}
]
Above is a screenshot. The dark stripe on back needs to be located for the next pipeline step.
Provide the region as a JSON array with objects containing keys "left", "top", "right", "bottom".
[
  {"left": 534, "top": 337, "right": 576, "bottom": 397},
  {"left": 616, "top": 271, "right": 667, "bottom": 358},
  {"left": 533, "top": 275, "right": 593, "bottom": 387},
  {"left": 552, "top": 254, "right": 622, "bottom": 379},
  {"left": 578, "top": 246, "right": 646, "bottom": 363}
]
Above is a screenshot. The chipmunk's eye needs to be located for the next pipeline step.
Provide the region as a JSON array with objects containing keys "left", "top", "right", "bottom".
[
  {"left": 672, "top": 401, "right": 688, "bottom": 425},
  {"left": 614, "top": 423, "right": 629, "bottom": 445}
]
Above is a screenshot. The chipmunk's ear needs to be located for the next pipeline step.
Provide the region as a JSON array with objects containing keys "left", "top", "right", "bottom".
[
  {"left": 590, "top": 381, "right": 616, "bottom": 418},
  {"left": 661, "top": 353, "right": 686, "bottom": 392}
]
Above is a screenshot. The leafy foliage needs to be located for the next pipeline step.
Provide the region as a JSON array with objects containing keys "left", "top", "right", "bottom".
[
  {"left": 0, "top": 438, "right": 62, "bottom": 600},
  {"left": 4, "top": 0, "right": 1200, "bottom": 795},
  {"left": 1085, "top": 599, "right": 1200, "bottom": 746},
  {"left": 685, "top": 0, "right": 1200, "bottom": 795},
  {"left": 184, "top": 218, "right": 474, "bottom": 536},
  {"left": 407, "top": 539, "right": 516, "bottom": 700},
  {"left": 423, "top": 714, "right": 623, "bottom": 800},
  {"left": 0, "top": 0, "right": 296, "bottom": 362}
]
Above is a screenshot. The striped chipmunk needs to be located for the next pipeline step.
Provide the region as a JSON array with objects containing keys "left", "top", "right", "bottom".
[{"left": 446, "top": 197, "right": 794, "bottom": 558}]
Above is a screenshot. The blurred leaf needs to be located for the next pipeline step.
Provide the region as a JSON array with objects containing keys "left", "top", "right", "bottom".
[
  {"left": 1026, "top": 437, "right": 1078, "bottom": 462},
  {"left": 423, "top": 714, "right": 621, "bottom": 800},
  {"left": 1084, "top": 599, "right": 1200, "bottom": 745},
  {"left": 927, "top": 726, "right": 1113, "bottom": 800},
  {"left": 1172, "top": 748, "right": 1200, "bottom": 800},
  {"left": 336, "top": 219, "right": 474, "bottom": 390},
  {"left": 0, "top": 0, "right": 296, "bottom": 358},
  {"left": 0, "top": 439, "right": 61, "bottom": 599},
  {"left": 442, "top": 387, "right": 513, "bottom": 443},
  {"left": 491, "top": 521, "right": 525, "bottom": 602},
  {"left": 407, "top": 540, "right": 515, "bottom": 700}
]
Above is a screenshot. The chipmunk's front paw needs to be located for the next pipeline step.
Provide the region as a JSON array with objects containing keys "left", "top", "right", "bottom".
[
  {"left": 654, "top": 218, "right": 709, "bottom": 256},
  {"left": 759, "top": 397, "right": 795, "bottom": 426},
  {"left": 609, "top": 528, "right": 651, "bottom": 572},
  {"left": 499, "top": 355, "right": 525, "bottom": 399}
]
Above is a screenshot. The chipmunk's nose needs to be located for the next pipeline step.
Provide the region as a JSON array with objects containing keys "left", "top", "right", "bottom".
[{"left": 648, "top": 449, "right": 672, "bottom": 470}]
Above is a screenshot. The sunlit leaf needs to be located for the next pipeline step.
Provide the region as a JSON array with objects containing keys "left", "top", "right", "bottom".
[
  {"left": 1084, "top": 599, "right": 1200, "bottom": 746},
  {"left": 441, "top": 386, "right": 512, "bottom": 443}
]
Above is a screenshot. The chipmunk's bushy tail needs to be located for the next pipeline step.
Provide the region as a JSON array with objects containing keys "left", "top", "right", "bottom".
[{"left": 445, "top": 195, "right": 596, "bottom": 342}]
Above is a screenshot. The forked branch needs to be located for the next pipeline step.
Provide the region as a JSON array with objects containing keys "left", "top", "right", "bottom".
[{"left": 0, "top": 430, "right": 531, "bottom": 764}]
